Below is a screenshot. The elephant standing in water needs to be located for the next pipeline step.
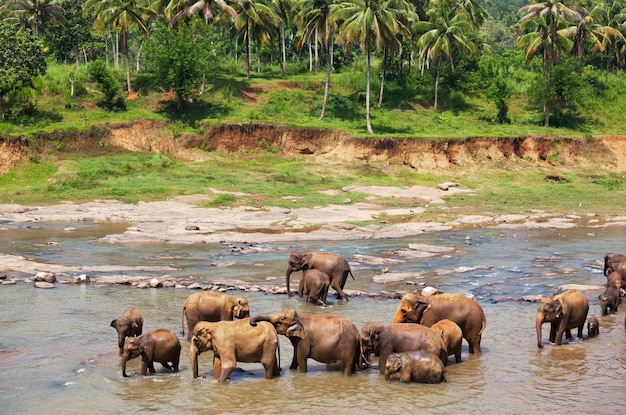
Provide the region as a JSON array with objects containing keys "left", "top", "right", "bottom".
[
  {"left": 182, "top": 291, "right": 250, "bottom": 340},
  {"left": 121, "top": 329, "right": 181, "bottom": 377},
  {"left": 250, "top": 308, "right": 360, "bottom": 376},
  {"left": 393, "top": 293, "right": 486, "bottom": 355},
  {"left": 603, "top": 253, "right": 626, "bottom": 276},
  {"left": 190, "top": 319, "right": 280, "bottom": 382},
  {"left": 286, "top": 251, "right": 354, "bottom": 301},
  {"left": 535, "top": 290, "right": 589, "bottom": 348},
  {"left": 298, "top": 269, "right": 330, "bottom": 307},
  {"left": 384, "top": 351, "right": 446, "bottom": 384},
  {"left": 111, "top": 308, "right": 143, "bottom": 355}
]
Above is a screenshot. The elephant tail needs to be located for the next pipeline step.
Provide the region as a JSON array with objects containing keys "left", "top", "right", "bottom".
[
  {"left": 348, "top": 270, "right": 355, "bottom": 280},
  {"left": 479, "top": 318, "right": 487, "bottom": 336}
]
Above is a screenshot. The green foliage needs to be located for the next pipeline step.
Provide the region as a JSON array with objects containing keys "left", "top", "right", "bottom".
[
  {"left": 144, "top": 18, "right": 212, "bottom": 109},
  {"left": 87, "top": 59, "right": 126, "bottom": 111},
  {"left": 0, "top": 22, "right": 47, "bottom": 120}
]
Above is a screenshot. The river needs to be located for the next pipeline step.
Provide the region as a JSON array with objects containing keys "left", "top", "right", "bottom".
[{"left": 0, "top": 221, "right": 624, "bottom": 414}]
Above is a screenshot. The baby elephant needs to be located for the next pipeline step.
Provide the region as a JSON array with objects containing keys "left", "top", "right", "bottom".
[
  {"left": 587, "top": 316, "right": 599, "bottom": 338},
  {"left": 298, "top": 269, "right": 330, "bottom": 307},
  {"left": 111, "top": 308, "right": 143, "bottom": 355},
  {"left": 599, "top": 285, "right": 620, "bottom": 316},
  {"left": 384, "top": 350, "right": 446, "bottom": 384},
  {"left": 121, "top": 329, "right": 181, "bottom": 377},
  {"left": 431, "top": 319, "right": 462, "bottom": 364}
]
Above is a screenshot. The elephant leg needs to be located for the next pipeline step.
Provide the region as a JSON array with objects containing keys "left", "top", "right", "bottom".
[
  {"left": 565, "top": 329, "right": 572, "bottom": 340},
  {"left": 555, "top": 327, "right": 566, "bottom": 345},
  {"left": 297, "top": 351, "right": 308, "bottom": 373},
  {"left": 289, "top": 338, "right": 299, "bottom": 370},
  {"left": 330, "top": 278, "right": 348, "bottom": 301},
  {"left": 454, "top": 347, "right": 462, "bottom": 363},
  {"left": 549, "top": 323, "right": 557, "bottom": 344},
  {"left": 577, "top": 325, "right": 584, "bottom": 340},
  {"left": 466, "top": 334, "right": 482, "bottom": 355},
  {"left": 140, "top": 361, "right": 149, "bottom": 376},
  {"left": 213, "top": 356, "right": 222, "bottom": 381},
  {"left": 218, "top": 363, "right": 235, "bottom": 383}
]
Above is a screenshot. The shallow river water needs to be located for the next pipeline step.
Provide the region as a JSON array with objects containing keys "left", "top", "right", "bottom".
[{"left": 1, "top": 221, "right": 625, "bottom": 414}]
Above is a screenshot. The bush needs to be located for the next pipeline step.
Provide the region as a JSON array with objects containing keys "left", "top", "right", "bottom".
[{"left": 87, "top": 59, "right": 126, "bottom": 111}]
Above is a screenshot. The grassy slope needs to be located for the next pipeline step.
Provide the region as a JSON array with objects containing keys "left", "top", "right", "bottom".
[{"left": 1, "top": 61, "right": 626, "bottom": 220}]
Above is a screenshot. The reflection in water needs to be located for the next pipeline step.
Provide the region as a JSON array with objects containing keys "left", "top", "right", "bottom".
[{"left": 0, "top": 223, "right": 625, "bottom": 414}]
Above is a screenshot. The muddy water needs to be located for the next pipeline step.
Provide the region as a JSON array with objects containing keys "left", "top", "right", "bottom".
[{"left": 0, "top": 222, "right": 625, "bottom": 414}]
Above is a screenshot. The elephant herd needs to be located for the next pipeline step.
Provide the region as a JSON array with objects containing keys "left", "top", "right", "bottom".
[{"left": 110, "top": 251, "right": 625, "bottom": 384}]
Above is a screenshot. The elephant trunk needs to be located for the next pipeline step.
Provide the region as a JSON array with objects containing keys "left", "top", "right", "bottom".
[
  {"left": 250, "top": 314, "right": 273, "bottom": 327},
  {"left": 190, "top": 342, "right": 200, "bottom": 378},
  {"left": 535, "top": 313, "right": 545, "bottom": 349},
  {"left": 285, "top": 265, "right": 294, "bottom": 297}
]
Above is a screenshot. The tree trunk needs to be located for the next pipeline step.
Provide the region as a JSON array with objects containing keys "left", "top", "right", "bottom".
[
  {"left": 122, "top": 30, "right": 132, "bottom": 94},
  {"left": 366, "top": 45, "right": 373, "bottom": 134},
  {"left": 246, "top": 22, "right": 252, "bottom": 79},
  {"left": 314, "top": 26, "right": 319, "bottom": 74},
  {"left": 434, "top": 59, "right": 441, "bottom": 111},
  {"left": 378, "top": 47, "right": 387, "bottom": 107},
  {"left": 280, "top": 23, "right": 286, "bottom": 76},
  {"left": 319, "top": 29, "right": 333, "bottom": 120}
]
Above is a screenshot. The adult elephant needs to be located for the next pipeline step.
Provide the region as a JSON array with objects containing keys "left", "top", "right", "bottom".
[
  {"left": 393, "top": 293, "right": 487, "bottom": 355},
  {"left": 359, "top": 322, "right": 448, "bottom": 375},
  {"left": 110, "top": 308, "right": 143, "bottom": 355},
  {"left": 121, "top": 329, "right": 181, "bottom": 377},
  {"left": 182, "top": 291, "right": 250, "bottom": 341},
  {"left": 286, "top": 251, "right": 354, "bottom": 301},
  {"left": 603, "top": 253, "right": 626, "bottom": 276},
  {"left": 190, "top": 319, "right": 280, "bottom": 382},
  {"left": 250, "top": 308, "right": 360, "bottom": 376},
  {"left": 536, "top": 290, "right": 589, "bottom": 348}
]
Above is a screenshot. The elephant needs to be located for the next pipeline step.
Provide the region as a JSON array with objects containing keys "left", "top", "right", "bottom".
[
  {"left": 384, "top": 351, "right": 446, "bottom": 384},
  {"left": 587, "top": 315, "right": 599, "bottom": 338},
  {"left": 250, "top": 308, "right": 360, "bottom": 376},
  {"left": 535, "top": 290, "right": 589, "bottom": 348},
  {"left": 431, "top": 319, "right": 463, "bottom": 364},
  {"left": 110, "top": 308, "right": 143, "bottom": 355},
  {"left": 603, "top": 253, "right": 626, "bottom": 276},
  {"left": 359, "top": 322, "right": 448, "bottom": 375},
  {"left": 286, "top": 251, "right": 354, "bottom": 301},
  {"left": 190, "top": 319, "right": 280, "bottom": 382},
  {"left": 298, "top": 268, "right": 330, "bottom": 307},
  {"left": 599, "top": 285, "right": 620, "bottom": 316},
  {"left": 182, "top": 291, "right": 250, "bottom": 340},
  {"left": 606, "top": 266, "right": 626, "bottom": 290},
  {"left": 393, "top": 293, "right": 487, "bottom": 355},
  {"left": 121, "top": 329, "right": 181, "bottom": 377}
]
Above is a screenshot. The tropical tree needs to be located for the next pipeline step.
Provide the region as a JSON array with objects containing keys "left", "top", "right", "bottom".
[
  {"left": 83, "top": 0, "right": 160, "bottom": 95},
  {"left": 0, "top": 0, "right": 65, "bottom": 37},
  {"left": 296, "top": 0, "right": 338, "bottom": 119},
  {"left": 0, "top": 21, "right": 47, "bottom": 120},
  {"left": 587, "top": 0, "right": 626, "bottom": 77},
  {"left": 414, "top": 0, "right": 477, "bottom": 111},
  {"left": 232, "top": 0, "right": 280, "bottom": 79},
  {"left": 333, "top": 0, "right": 416, "bottom": 133},
  {"left": 518, "top": 0, "right": 582, "bottom": 77},
  {"left": 165, "top": 0, "right": 237, "bottom": 24}
]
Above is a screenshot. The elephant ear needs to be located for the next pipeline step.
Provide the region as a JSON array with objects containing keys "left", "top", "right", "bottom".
[
  {"left": 286, "top": 317, "right": 305, "bottom": 339},
  {"left": 554, "top": 299, "right": 564, "bottom": 319}
]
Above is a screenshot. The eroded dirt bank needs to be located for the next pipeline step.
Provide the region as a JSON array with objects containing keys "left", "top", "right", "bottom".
[{"left": 2, "top": 121, "right": 626, "bottom": 174}]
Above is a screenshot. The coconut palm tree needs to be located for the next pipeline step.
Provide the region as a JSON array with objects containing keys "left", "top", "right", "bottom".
[
  {"left": 84, "top": 0, "right": 160, "bottom": 94},
  {"left": 0, "top": 0, "right": 64, "bottom": 37},
  {"left": 296, "top": 0, "right": 338, "bottom": 119},
  {"left": 587, "top": 0, "right": 626, "bottom": 78},
  {"left": 165, "top": 0, "right": 237, "bottom": 24},
  {"left": 333, "top": 0, "right": 415, "bottom": 133},
  {"left": 518, "top": 0, "right": 582, "bottom": 77},
  {"left": 233, "top": 0, "right": 280, "bottom": 79},
  {"left": 414, "top": 0, "right": 476, "bottom": 111}
]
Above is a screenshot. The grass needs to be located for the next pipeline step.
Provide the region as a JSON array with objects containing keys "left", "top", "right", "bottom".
[{"left": 1, "top": 60, "right": 626, "bottom": 223}]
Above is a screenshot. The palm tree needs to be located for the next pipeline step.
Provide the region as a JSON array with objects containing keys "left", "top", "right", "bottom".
[
  {"left": 296, "top": 0, "right": 338, "bottom": 119},
  {"left": 84, "top": 0, "right": 159, "bottom": 94},
  {"left": 165, "top": 0, "right": 237, "bottom": 24},
  {"left": 0, "top": 0, "right": 64, "bottom": 37},
  {"left": 518, "top": 0, "right": 582, "bottom": 77},
  {"left": 232, "top": 0, "right": 280, "bottom": 79},
  {"left": 414, "top": 0, "right": 476, "bottom": 111},
  {"left": 587, "top": 0, "right": 626, "bottom": 78},
  {"left": 333, "top": 0, "right": 416, "bottom": 134}
]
